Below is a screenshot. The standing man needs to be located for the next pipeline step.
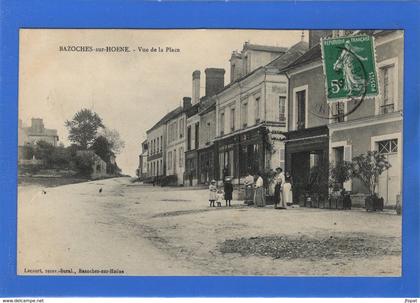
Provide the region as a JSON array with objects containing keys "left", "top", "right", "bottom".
[{"left": 273, "top": 167, "right": 282, "bottom": 209}]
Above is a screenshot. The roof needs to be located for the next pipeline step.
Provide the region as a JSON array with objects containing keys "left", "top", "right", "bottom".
[
  {"left": 283, "top": 30, "right": 399, "bottom": 72},
  {"left": 25, "top": 127, "right": 58, "bottom": 137},
  {"left": 199, "top": 97, "right": 216, "bottom": 116},
  {"left": 282, "top": 43, "right": 322, "bottom": 71},
  {"left": 186, "top": 102, "right": 199, "bottom": 118},
  {"left": 76, "top": 150, "right": 106, "bottom": 163},
  {"left": 267, "top": 41, "right": 309, "bottom": 70},
  {"left": 244, "top": 43, "right": 288, "bottom": 53},
  {"left": 146, "top": 106, "right": 182, "bottom": 133},
  {"left": 217, "top": 41, "right": 309, "bottom": 95}
]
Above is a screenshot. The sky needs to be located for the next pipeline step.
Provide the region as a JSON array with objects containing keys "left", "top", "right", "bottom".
[{"left": 19, "top": 29, "right": 307, "bottom": 175}]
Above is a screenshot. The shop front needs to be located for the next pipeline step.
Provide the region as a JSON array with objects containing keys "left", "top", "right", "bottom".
[
  {"left": 285, "top": 126, "right": 329, "bottom": 205},
  {"left": 185, "top": 150, "right": 198, "bottom": 186},
  {"left": 215, "top": 126, "right": 266, "bottom": 183},
  {"left": 197, "top": 145, "right": 215, "bottom": 185}
]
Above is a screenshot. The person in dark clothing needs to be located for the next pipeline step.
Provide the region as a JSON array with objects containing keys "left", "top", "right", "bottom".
[{"left": 224, "top": 177, "right": 233, "bottom": 207}]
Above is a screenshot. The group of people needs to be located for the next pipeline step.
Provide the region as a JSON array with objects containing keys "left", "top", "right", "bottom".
[
  {"left": 208, "top": 167, "right": 292, "bottom": 209},
  {"left": 208, "top": 177, "right": 233, "bottom": 207}
]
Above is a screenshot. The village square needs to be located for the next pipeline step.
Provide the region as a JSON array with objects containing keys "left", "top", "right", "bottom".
[{"left": 17, "top": 29, "right": 403, "bottom": 276}]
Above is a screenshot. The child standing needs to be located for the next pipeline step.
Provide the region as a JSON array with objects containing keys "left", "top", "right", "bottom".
[
  {"left": 216, "top": 189, "right": 224, "bottom": 207},
  {"left": 224, "top": 177, "right": 233, "bottom": 207},
  {"left": 209, "top": 180, "right": 217, "bottom": 207}
]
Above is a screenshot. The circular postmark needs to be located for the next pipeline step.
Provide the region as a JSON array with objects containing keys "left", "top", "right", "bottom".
[{"left": 309, "top": 44, "right": 369, "bottom": 120}]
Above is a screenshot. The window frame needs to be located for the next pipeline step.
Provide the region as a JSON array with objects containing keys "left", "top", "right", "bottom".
[
  {"left": 376, "top": 57, "right": 399, "bottom": 114},
  {"left": 292, "top": 85, "right": 308, "bottom": 131}
]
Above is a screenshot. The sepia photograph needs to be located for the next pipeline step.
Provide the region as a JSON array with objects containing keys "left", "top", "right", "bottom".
[{"left": 17, "top": 29, "right": 403, "bottom": 276}]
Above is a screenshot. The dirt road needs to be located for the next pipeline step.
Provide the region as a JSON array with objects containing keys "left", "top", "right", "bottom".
[{"left": 18, "top": 177, "right": 401, "bottom": 276}]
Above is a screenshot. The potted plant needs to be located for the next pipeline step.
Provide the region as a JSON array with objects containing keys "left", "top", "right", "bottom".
[
  {"left": 329, "top": 161, "right": 353, "bottom": 210},
  {"left": 351, "top": 151, "right": 391, "bottom": 211},
  {"left": 307, "top": 163, "right": 329, "bottom": 208}
]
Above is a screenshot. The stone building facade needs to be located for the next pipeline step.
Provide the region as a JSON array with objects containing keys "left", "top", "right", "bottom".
[
  {"left": 328, "top": 30, "right": 403, "bottom": 207},
  {"left": 146, "top": 116, "right": 166, "bottom": 180},
  {"left": 165, "top": 102, "right": 188, "bottom": 185},
  {"left": 283, "top": 30, "right": 403, "bottom": 207},
  {"left": 18, "top": 118, "right": 59, "bottom": 160},
  {"left": 19, "top": 118, "right": 59, "bottom": 146},
  {"left": 197, "top": 97, "right": 217, "bottom": 185},
  {"left": 214, "top": 41, "right": 309, "bottom": 184},
  {"left": 137, "top": 139, "right": 148, "bottom": 179},
  {"left": 185, "top": 68, "right": 226, "bottom": 186}
]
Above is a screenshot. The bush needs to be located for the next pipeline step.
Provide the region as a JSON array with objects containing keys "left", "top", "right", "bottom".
[
  {"left": 51, "top": 146, "right": 71, "bottom": 168},
  {"left": 352, "top": 151, "right": 391, "bottom": 197},
  {"left": 33, "top": 140, "right": 55, "bottom": 166},
  {"left": 329, "top": 161, "right": 353, "bottom": 190},
  {"left": 74, "top": 152, "right": 96, "bottom": 177}
]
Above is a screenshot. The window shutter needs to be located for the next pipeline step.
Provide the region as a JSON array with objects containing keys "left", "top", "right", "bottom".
[
  {"left": 279, "top": 148, "right": 285, "bottom": 161},
  {"left": 344, "top": 145, "right": 352, "bottom": 161}
]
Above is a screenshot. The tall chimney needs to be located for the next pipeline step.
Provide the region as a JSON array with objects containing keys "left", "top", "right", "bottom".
[
  {"left": 308, "top": 30, "right": 333, "bottom": 48},
  {"left": 192, "top": 70, "right": 200, "bottom": 104},
  {"left": 183, "top": 97, "right": 192, "bottom": 110},
  {"left": 205, "top": 68, "right": 225, "bottom": 97}
]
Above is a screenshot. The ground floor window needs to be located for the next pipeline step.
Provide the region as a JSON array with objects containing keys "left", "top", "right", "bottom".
[
  {"left": 375, "top": 138, "right": 400, "bottom": 206},
  {"left": 378, "top": 139, "right": 398, "bottom": 154},
  {"left": 239, "top": 143, "right": 262, "bottom": 176},
  {"left": 219, "top": 149, "right": 234, "bottom": 180},
  {"left": 168, "top": 151, "right": 172, "bottom": 170},
  {"left": 333, "top": 146, "right": 344, "bottom": 163},
  {"left": 199, "top": 151, "right": 214, "bottom": 184},
  {"left": 290, "top": 150, "right": 328, "bottom": 204}
]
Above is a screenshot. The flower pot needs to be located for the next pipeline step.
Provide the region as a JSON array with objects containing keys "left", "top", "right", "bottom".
[
  {"left": 343, "top": 194, "right": 352, "bottom": 210},
  {"left": 330, "top": 196, "right": 337, "bottom": 209},
  {"left": 365, "top": 195, "right": 381, "bottom": 211}
]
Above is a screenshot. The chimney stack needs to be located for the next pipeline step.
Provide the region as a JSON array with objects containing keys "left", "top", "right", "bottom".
[
  {"left": 183, "top": 97, "right": 192, "bottom": 110},
  {"left": 31, "top": 118, "right": 44, "bottom": 133},
  {"left": 308, "top": 30, "right": 333, "bottom": 48},
  {"left": 192, "top": 70, "right": 200, "bottom": 104},
  {"left": 205, "top": 68, "right": 225, "bottom": 97}
]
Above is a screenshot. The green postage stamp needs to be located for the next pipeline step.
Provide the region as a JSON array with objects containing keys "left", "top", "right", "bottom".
[{"left": 321, "top": 35, "right": 379, "bottom": 102}]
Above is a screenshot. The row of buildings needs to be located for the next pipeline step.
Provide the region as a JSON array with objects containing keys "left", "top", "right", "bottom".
[{"left": 137, "top": 30, "right": 403, "bottom": 207}]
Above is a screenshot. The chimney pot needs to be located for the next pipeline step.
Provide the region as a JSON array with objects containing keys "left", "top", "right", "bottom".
[
  {"left": 183, "top": 97, "right": 192, "bottom": 110},
  {"left": 192, "top": 70, "right": 201, "bottom": 104},
  {"left": 204, "top": 68, "right": 225, "bottom": 97}
]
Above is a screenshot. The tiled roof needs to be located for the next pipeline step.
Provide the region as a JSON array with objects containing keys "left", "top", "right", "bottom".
[
  {"left": 283, "top": 30, "right": 399, "bottom": 72},
  {"left": 245, "top": 43, "right": 288, "bottom": 53},
  {"left": 283, "top": 43, "right": 322, "bottom": 71},
  {"left": 147, "top": 106, "right": 182, "bottom": 133},
  {"left": 267, "top": 41, "right": 309, "bottom": 69}
]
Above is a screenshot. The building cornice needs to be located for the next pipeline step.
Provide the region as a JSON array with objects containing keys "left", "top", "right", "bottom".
[{"left": 328, "top": 111, "right": 403, "bottom": 133}]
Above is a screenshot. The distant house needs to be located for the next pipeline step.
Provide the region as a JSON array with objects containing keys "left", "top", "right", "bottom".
[
  {"left": 18, "top": 118, "right": 59, "bottom": 161},
  {"left": 18, "top": 118, "right": 59, "bottom": 147},
  {"left": 137, "top": 139, "right": 148, "bottom": 179},
  {"left": 76, "top": 150, "right": 107, "bottom": 179}
]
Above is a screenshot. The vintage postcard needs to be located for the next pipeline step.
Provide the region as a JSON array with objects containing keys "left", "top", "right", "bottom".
[{"left": 18, "top": 29, "right": 403, "bottom": 276}]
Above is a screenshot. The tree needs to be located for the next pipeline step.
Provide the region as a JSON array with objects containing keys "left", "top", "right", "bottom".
[
  {"left": 33, "top": 140, "right": 55, "bottom": 165},
  {"left": 65, "top": 109, "right": 104, "bottom": 149},
  {"left": 74, "top": 151, "right": 96, "bottom": 177},
  {"left": 50, "top": 145, "right": 71, "bottom": 168},
  {"left": 329, "top": 161, "right": 353, "bottom": 190},
  {"left": 91, "top": 135, "right": 112, "bottom": 162},
  {"left": 99, "top": 128, "right": 125, "bottom": 154},
  {"left": 351, "top": 151, "right": 391, "bottom": 197}
]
